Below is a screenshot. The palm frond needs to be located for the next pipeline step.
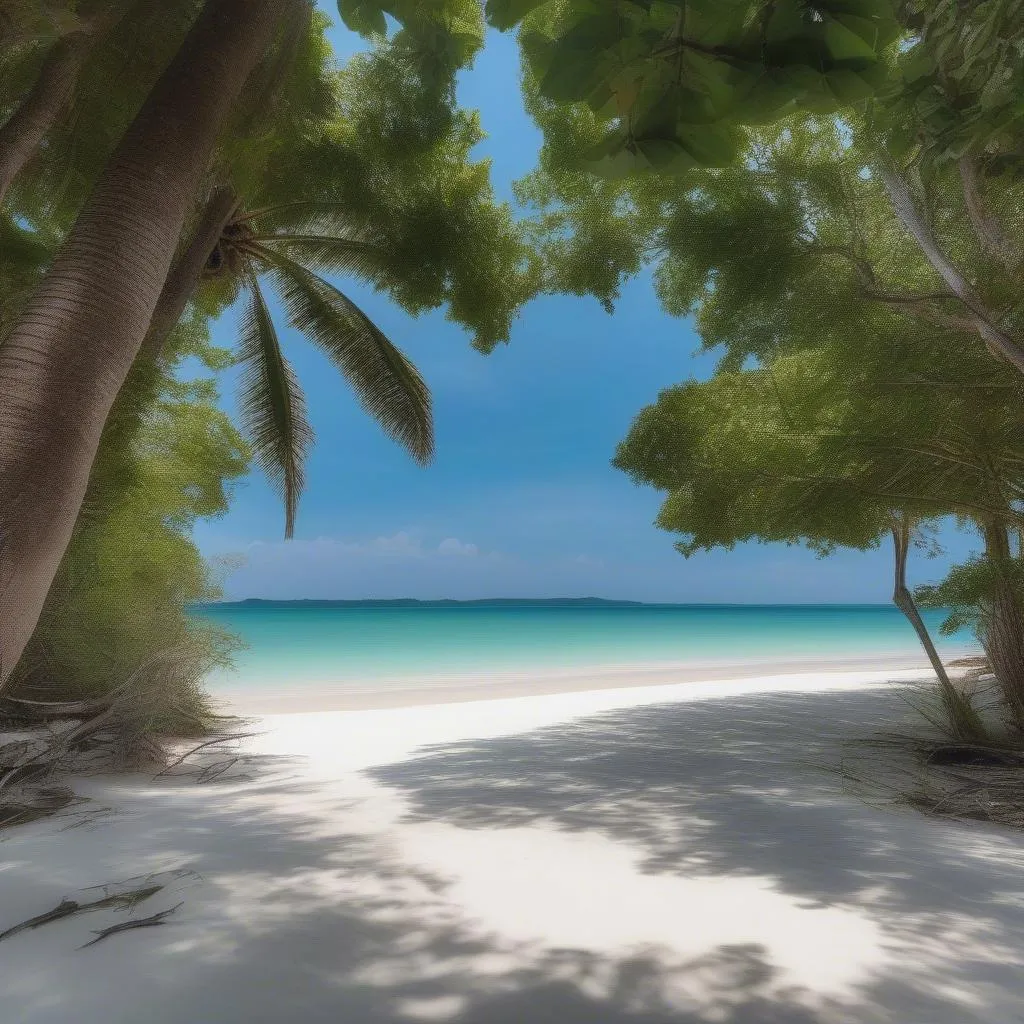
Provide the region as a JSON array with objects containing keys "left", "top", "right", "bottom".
[
  {"left": 250, "top": 246, "right": 433, "bottom": 464},
  {"left": 252, "top": 234, "right": 390, "bottom": 282},
  {"left": 236, "top": 268, "right": 314, "bottom": 537},
  {"left": 237, "top": 201, "right": 365, "bottom": 235}
]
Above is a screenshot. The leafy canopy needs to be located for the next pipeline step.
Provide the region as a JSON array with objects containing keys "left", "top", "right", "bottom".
[
  {"left": 514, "top": 0, "right": 900, "bottom": 176},
  {"left": 612, "top": 119, "right": 1024, "bottom": 575}
]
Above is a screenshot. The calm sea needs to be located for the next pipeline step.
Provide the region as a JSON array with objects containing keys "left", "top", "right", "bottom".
[{"left": 194, "top": 601, "right": 979, "bottom": 698}]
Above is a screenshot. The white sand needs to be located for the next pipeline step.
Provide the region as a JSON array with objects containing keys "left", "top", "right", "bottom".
[{"left": 2, "top": 665, "right": 1024, "bottom": 1023}]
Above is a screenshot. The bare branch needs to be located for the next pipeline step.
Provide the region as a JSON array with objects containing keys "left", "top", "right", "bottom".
[
  {"left": 958, "top": 156, "right": 1020, "bottom": 271},
  {"left": 79, "top": 902, "right": 182, "bottom": 949},
  {"left": 0, "top": 885, "right": 162, "bottom": 943},
  {"left": 875, "top": 157, "right": 1024, "bottom": 373}
]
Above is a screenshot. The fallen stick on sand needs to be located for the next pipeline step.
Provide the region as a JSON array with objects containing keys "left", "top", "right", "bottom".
[
  {"left": 79, "top": 903, "right": 183, "bottom": 949},
  {"left": 0, "top": 885, "right": 163, "bottom": 943}
]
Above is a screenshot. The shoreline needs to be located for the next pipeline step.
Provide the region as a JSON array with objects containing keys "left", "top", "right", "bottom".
[{"left": 214, "top": 649, "right": 972, "bottom": 715}]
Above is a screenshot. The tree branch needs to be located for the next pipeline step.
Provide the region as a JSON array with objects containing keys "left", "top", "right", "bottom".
[
  {"left": 875, "top": 157, "right": 1024, "bottom": 372},
  {"left": 958, "top": 155, "right": 1020, "bottom": 271}
]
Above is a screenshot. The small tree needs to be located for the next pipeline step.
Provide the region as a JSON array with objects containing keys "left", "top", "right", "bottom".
[{"left": 614, "top": 341, "right": 1024, "bottom": 734}]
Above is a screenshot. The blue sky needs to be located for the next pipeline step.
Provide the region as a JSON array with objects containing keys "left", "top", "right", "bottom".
[{"left": 193, "top": 9, "right": 980, "bottom": 603}]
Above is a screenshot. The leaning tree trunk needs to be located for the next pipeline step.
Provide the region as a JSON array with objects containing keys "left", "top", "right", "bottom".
[
  {"left": 0, "top": 2, "right": 132, "bottom": 206},
  {"left": 83, "top": 183, "right": 240, "bottom": 520},
  {"left": 139, "top": 183, "right": 239, "bottom": 362},
  {"left": 889, "top": 515, "right": 982, "bottom": 737},
  {"left": 979, "top": 521, "right": 1024, "bottom": 728},
  {"left": 0, "top": 0, "right": 291, "bottom": 690},
  {"left": 890, "top": 518, "right": 953, "bottom": 690},
  {"left": 88, "top": 183, "right": 241, "bottom": 510},
  {"left": 13, "top": 185, "right": 242, "bottom": 693}
]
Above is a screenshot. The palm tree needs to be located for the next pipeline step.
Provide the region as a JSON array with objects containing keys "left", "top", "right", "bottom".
[
  {"left": 0, "top": 0, "right": 293, "bottom": 690},
  {"left": 197, "top": 200, "right": 433, "bottom": 537}
]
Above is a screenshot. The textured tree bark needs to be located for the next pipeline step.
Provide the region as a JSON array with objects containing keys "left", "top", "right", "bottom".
[
  {"left": 12, "top": 187, "right": 242, "bottom": 692},
  {"left": 139, "top": 184, "right": 239, "bottom": 362},
  {"left": 979, "top": 521, "right": 1024, "bottom": 728},
  {"left": 876, "top": 159, "right": 1024, "bottom": 374},
  {"left": 90, "top": 183, "right": 242, "bottom": 509},
  {"left": 0, "top": 0, "right": 292, "bottom": 689},
  {"left": 0, "top": 3, "right": 132, "bottom": 206}
]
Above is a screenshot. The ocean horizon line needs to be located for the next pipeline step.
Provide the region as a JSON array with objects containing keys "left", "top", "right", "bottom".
[{"left": 196, "top": 597, "right": 905, "bottom": 609}]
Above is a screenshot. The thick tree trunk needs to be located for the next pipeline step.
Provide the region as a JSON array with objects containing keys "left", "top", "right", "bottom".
[
  {"left": 0, "top": 3, "right": 131, "bottom": 206},
  {"left": 979, "top": 521, "right": 1024, "bottom": 727},
  {"left": 83, "top": 184, "right": 240, "bottom": 523},
  {"left": 0, "top": 0, "right": 291, "bottom": 689},
  {"left": 91, "top": 184, "right": 242, "bottom": 503},
  {"left": 876, "top": 159, "right": 1024, "bottom": 374},
  {"left": 14, "top": 188, "right": 241, "bottom": 690}
]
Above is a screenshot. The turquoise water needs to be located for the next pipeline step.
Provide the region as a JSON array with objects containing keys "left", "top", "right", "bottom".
[{"left": 194, "top": 601, "right": 979, "bottom": 695}]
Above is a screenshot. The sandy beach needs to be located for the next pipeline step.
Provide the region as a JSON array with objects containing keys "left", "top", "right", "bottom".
[{"left": 3, "top": 663, "right": 1024, "bottom": 1023}]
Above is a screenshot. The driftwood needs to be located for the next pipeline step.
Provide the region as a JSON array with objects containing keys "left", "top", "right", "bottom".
[
  {"left": 154, "top": 732, "right": 257, "bottom": 781},
  {"left": 0, "top": 884, "right": 163, "bottom": 943},
  {"left": 79, "top": 902, "right": 182, "bottom": 949},
  {"left": 0, "top": 696, "right": 110, "bottom": 723},
  {"left": 0, "top": 783, "right": 74, "bottom": 828}
]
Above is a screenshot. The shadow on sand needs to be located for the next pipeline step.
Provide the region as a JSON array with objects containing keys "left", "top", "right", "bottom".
[{"left": 2, "top": 685, "right": 1024, "bottom": 1023}]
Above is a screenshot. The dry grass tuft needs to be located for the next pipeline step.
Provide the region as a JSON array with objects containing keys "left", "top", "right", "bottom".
[{"left": 0, "top": 643, "right": 244, "bottom": 831}]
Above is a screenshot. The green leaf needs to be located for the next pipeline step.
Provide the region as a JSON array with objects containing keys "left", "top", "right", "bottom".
[
  {"left": 673, "top": 124, "right": 740, "bottom": 166},
  {"left": 729, "top": 71, "right": 799, "bottom": 123},
  {"left": 899, "top": 45, "right": 936, "bottom": 85},
  {"left": 255, "top": 249, "right": 434, "bottom": 465},
  {"left": 636, "top": 137, "right": 698, "bottom": 173},
  {"left": 537, "top": 15, "right": 623, "bottom": 103},
  {"left": 763, "top": 0, "right": 810, "bottom": 46},
  {"left": 823, "top": 68, "right": 877, "bottom": 104},
  {"left": 585, "top": 147, "right": 649, "bottom": 179},
  {"left": 236, "top": 272, "right": 313, "bottom": 539},
  {"left": 337, "top": 0, "right": 387, "bottom": 37},
  {"left": 823, "top": 20, "right": 879, "bottom": 62},
  {"left": 485, "top": 0, "right": 550, "bottom": 31},
  {"left": 253, "top": 234, "right": 390, "bottom": 282}
]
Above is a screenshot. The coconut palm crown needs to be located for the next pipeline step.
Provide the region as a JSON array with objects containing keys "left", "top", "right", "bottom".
[{"left": 202, "top": 199, "right": 434, "bottom": 538}]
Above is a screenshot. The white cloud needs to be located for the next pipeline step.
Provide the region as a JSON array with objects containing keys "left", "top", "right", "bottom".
[
  {"left": 249, "top": 531, "right": 426, "bottom": 557},
  {"left": 438, "top": 537, "right": 479, "bottom": 557},
  {"left": 363, "top": 531, "right": 424, "bottom": 557}
]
